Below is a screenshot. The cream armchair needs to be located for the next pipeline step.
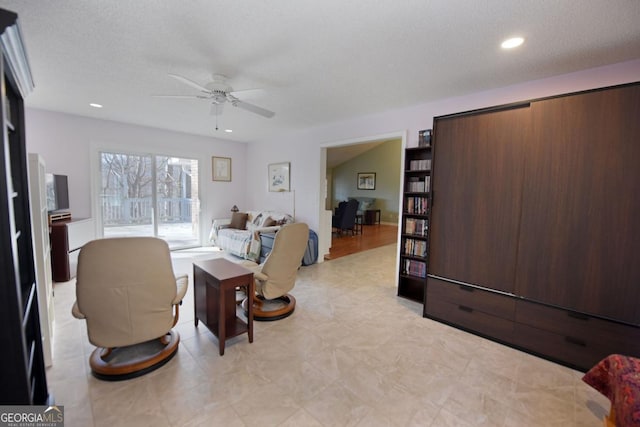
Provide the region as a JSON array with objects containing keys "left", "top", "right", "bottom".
[
  {"left": 240, "top": 222, "right": 309, "bottom": 320},
  {"left": 72, "top": 237, "right": 188, "bottom": 380}
]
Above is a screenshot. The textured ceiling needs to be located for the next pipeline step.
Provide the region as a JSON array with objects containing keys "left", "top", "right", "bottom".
[{"left": 1, "top": 0, "right": 640, "bottom": 143}]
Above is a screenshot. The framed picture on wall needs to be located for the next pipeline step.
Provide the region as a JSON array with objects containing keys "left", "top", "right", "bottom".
[
  {"left": 268, "top": 162, "right": 290, "bottom": 192},
  {"left": 212, "top": 156, "right": 231, "bottom": 181},
  {"left": 418, "top": 129, "right": 432, "bottom": 147},
  {"left": 357, "top": 172, "right": 376, "bottom": 190}
]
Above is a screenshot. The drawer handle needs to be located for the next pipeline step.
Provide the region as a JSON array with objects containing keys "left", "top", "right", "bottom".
[
  {"left": 458, "top": 305, "right": 473, "bottom": 313},
  {"left": 459, "top": 286, "right": 474, "bottom": 293},
  {"left": 567, "top": 312, "right": 589, "bottom": 321},
  {"left": 564, "top": 336, "right": 586, "bottom": 347}
]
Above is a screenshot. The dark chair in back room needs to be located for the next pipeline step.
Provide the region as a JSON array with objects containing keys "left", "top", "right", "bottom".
[{"left": 332, "top": 199, "right": 359, "bottom": 236}]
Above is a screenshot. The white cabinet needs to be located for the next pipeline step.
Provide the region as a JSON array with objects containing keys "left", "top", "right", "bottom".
[{"left": 27, "top": 153, "right": 54, "bottom": 367}]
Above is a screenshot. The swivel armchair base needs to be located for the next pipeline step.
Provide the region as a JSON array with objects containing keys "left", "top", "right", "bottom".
[
  {"left": 242, "top": 294, "right": 296, "bottom": 321},
  {"left": 89, "top": 331, "right": 180, "bottom": 381}
]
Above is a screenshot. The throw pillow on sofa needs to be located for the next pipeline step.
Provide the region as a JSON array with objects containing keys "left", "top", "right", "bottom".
[
  {"left": 263, "top": 217, "right": 277, "bottom": 227},
  {"left": 230, "top": 212, "right": 248, "bottom": 230},
  {"left": 252, "top": 213, "right": 264, "bottom": 226}
]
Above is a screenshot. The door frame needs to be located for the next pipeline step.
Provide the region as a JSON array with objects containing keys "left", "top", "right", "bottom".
[{"left": 317, "top": 130, "right": 407, "bottom": 267}]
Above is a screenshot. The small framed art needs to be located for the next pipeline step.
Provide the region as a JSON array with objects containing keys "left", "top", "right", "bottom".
[
  {"left": 357, "top": 172, "right": 376, "bottom": 190},
  {"left": 212, "top": 156, "right": 231, "bottom": 181},
  {"left": 268, "top": 162, "right": 290, "bottom": 192}
]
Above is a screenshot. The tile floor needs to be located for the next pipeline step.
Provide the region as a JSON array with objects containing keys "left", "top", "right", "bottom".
[{"left": 46, "top": 244, "right": 609, "bottom": 426}]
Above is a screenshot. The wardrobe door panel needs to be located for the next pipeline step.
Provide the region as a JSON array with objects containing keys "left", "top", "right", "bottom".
[
  {"left": 430, "top": 106, "right": 530, "bottom": 293},
  {"left": 515, "top": 84, "right": 640, "bottom": 324}
]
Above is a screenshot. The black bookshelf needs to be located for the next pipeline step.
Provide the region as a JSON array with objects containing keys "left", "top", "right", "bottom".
[
  {"left": 397, "top": 142, "right": 432, "bottom": 303},
  {"left": 0, "top": 8, "right": 49, "bottom": 404}
]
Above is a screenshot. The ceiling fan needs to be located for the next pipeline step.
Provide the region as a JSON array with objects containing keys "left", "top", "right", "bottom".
[{"left": 154, "top": 73, "right": 275, "bottom": 119}]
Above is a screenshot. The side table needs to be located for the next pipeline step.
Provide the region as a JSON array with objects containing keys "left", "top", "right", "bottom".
[
  {"left": 364, "top": 209, "right": 381, "bottom": 225},
  {"left": 355, "top": 213, "right": 363, "bottom": 234},
  {"left": 193, "top": 258, "right": 254, "bottom": 355}
]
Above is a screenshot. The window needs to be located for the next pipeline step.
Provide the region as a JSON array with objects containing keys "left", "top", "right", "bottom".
[{"left": 100, "top": 151, "right": 200, "bottom": 249}]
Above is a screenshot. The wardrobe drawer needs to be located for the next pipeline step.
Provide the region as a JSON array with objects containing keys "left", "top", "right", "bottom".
[
  {"left": 512, "top": 323, "right": 613, "bottom": 371},
  {"left": 515, "top": 300, "right": 640, "bottom": 357},
  {"left": 427, "top": 277, "right": 515, "bottom": 319},
  {"left": 425, "top": 296, "right": 515, "bottom": 343}
]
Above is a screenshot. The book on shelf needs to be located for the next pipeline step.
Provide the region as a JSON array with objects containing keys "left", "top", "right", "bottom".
[
  {"left": 406, "top": 177, "right": 423, "bottom": 192},
  {"left": 406, "top": 176, "right": 430, "bottom": 192},
  {"left": 404, "top": 238, "right": 427, "bottom": 257},
  {"left": 404, "top": 218, "right": 428, "bottom": 236},
  {"left": 405, "top": 196, "right": 428, "bottom": 215},
  {"left": 402, "top": 259, "right": 427, "bottom": 278},
  {"left": 408, "top": 159, "right": 431, "bottom": 171}
]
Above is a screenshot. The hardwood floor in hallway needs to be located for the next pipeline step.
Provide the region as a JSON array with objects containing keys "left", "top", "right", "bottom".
[{"left": 325, "top": 223, "right": 398, "bottom": 260}]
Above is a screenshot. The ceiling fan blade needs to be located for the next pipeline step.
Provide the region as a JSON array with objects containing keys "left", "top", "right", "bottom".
[
  {"left": 232, "top": 99, "right": 275, "bottom": 118},
  {"left": 229, "top": 88, "right": 265, "bottom": 100},
  {"left": 168, "top": 73, "right": 210, "bottom": 93}
]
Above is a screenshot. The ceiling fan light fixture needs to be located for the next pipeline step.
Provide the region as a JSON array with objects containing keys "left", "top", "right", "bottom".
[
  {"left": 501, "top": 37, "right": 524, "bottom": 49},
  {"left": 160, "top": 73, "right": 275, "bottom": 119}
]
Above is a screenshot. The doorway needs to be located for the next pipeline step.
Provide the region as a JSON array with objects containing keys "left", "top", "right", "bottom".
[{"left": 319, "top": 131, "right": 406, "bottom": 260}]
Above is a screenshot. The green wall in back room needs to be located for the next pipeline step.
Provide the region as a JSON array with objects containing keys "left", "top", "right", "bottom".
[{"left": 332, "top": 139, "right": 401, "bottom": 223}]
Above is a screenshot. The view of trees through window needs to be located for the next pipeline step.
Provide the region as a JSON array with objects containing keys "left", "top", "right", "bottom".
[{"left": 100, "top": 151, "right": 199, "bottom": 248}]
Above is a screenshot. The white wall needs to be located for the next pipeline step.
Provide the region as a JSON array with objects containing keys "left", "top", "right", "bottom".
[
  {"left": 24, "top": 109, "right": 248, "bottom": 244},
  {"left": 23, "top": 59, "right": 640, "bottom": 250},
  {"left": 245, "top": 136, "right": 319, "bottom": 225},
  {"left": 332, "top": 139, "right": 402, "bottom": 223},
  {"left": 245, "top": 59, "right": 640, "bottom": 256}
]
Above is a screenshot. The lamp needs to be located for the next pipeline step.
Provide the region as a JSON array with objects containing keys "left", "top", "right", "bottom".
[{"left": 230, "top": 205, "right": 239, "bottom": 212}]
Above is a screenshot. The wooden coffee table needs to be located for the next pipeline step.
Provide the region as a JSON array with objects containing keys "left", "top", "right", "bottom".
[{"left": 193, "top": 258, "right": 254, "bottom": 355}]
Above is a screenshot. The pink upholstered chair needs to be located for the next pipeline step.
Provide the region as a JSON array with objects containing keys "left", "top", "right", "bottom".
[{"left": 582, "top": 354, "right": 640, "bottom": 427}]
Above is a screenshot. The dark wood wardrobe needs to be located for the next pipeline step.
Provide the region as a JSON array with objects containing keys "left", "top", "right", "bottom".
[{"left": 424, "top": 82, "right": 640, "bottom": 371}]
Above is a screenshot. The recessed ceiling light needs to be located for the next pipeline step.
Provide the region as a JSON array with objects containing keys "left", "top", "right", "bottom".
[
  {"left": 89, "top": 103, "right": 103, "bottom": 108},
  {"left": 501, "top": 37, "right": 524, "bottom": 49},
  {"left": 225, "top": 129, "right": 233, "bottom": 133}
]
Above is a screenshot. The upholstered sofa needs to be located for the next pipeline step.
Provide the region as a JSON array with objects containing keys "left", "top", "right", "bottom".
[
  {"left": 209, "top": 210, "right": 294, "bottom": 262},
  {"left": 348, "top": 197, "right": 376, "bottom": 214}
]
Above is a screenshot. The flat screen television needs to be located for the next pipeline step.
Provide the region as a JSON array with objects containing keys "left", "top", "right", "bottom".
[{"left": 45, "top": 173, "right": 69, "bottom": 212}]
